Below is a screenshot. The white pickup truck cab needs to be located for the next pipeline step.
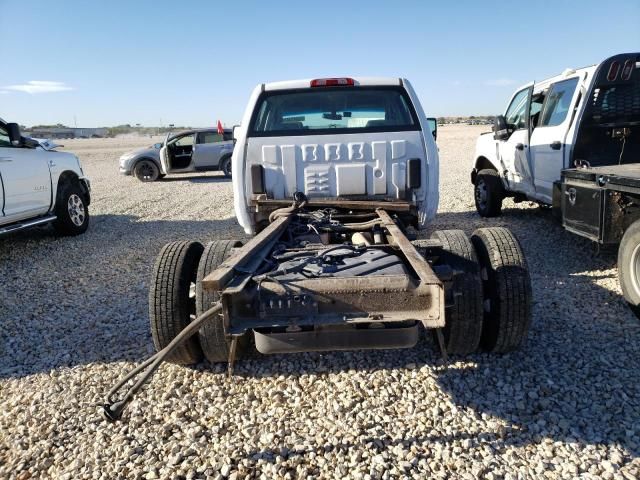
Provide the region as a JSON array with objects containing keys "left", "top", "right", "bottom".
[
  {"left": 0, "top": 118, "right": 91, "bottom": 236},
  {"left": 232, "top": 77, "right": 440, "bottom": 235},
  {"left": 471, "top": 53, "right": 639, "bottom": 216}
]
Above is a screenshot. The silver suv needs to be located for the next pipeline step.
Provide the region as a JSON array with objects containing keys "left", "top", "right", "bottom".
[{"left": 120, "top": 128, "right": 234, "bottom": 182}]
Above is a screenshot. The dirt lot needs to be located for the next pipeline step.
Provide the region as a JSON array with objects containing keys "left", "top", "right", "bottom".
[{"left": 1, "top": 125, "right": 638, "bottom": 479}]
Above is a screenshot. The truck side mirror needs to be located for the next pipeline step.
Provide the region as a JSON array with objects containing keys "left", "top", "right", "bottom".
[
  {"left": 493, "top": 115, "right": 509, "bottom": 141},
  {"left": 7, "top": 123, "right": 23, "bottom": 146},
  {"left": 232, "top": 125, "right": 241, "bottom": 142},
  {"left": 426, "top": 117, "right": 437, "bottom": 141}
]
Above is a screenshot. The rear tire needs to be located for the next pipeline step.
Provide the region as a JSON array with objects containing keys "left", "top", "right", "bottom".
[
  {"left": 196, "top": 240, "right": 247, "bottom": 362},
  {"left": 430, "top": 230, "right": 483, "bottom": 354},
  {"left": 149, "top": 241, "right": 204, "bottom": 364},
  {"left": 618, "top": 220, "right": 640, "bottom": 319},
  {"left": 471, "top": 227, "right": 532, "bottom": 353},
  {"left": 53, "top": 180, "right": 90, "bottom": 236},
  {"left": 134, "top": 159, "right": 160, "bottom": 182},
  {"left": 474, "top": 169, "right": 504, "bottom": 217},
  {"left": 220, "top": 156, "right": 232, "bottom": 178}
]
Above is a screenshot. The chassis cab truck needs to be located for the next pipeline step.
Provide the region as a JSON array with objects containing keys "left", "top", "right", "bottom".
[
  {"left": 471, "top": 53, "right": 640, "bottom": 316},
  {"left": 149, "top": 77, "right": 533, "bottom": 366}
]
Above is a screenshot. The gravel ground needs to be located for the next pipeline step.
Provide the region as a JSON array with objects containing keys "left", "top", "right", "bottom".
[{"left": 1, "top": 125, "right": 638, "bottom": 479}]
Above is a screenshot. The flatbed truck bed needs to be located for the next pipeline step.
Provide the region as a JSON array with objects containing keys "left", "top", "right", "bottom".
[{"left": 560, "top": 164, "right": 640, "bottom": 245}]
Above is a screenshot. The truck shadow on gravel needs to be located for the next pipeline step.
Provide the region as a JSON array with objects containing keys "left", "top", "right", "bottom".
[
  {"left": 430, "top": 208, "right": 638, "bottom": 458},
  {"left": 239, "top": 207, "right": 639, "bottom": 461},
  {"left": 1, "top": 209, "right": 638, "bottom": 459},
  {"left": 0, "top": 214, "right": 246, "bottom": 379}
]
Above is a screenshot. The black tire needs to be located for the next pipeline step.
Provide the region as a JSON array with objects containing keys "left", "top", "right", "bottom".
[
  {"left": 196, "top": 240, "right": 246, "bottom": 362},
  {"left": 471, "top": 227, "right": 532, "bottom": 353},
  {"left": 149, "top": 241, "right": 204, "bottom": 364},
  {"left": 618, "top": 220, "right": 640, "bottom": 319},
  {"left": 134, "top": 159, "right": 160, "bottom": 182},
  {"left": 53, "top": 180, "right": 90, "bottom": 236},
  {"left": 220, "top": 156, "right": 232, "bottom": 178},
  {"left": 474, "top": 169, "right": 504, "bottom": 217},
  {"left": 430, "top": 230, "right": 484, "bottom": 354}
]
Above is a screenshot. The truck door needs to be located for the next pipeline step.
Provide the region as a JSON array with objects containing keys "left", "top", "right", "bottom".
[
  {"left": 529, "top": 77, "right": 580, "bottom": 203},
  {"left": 0, "top": 126, "right": 52, "bottom": 220},
  {"left": 192, "top": 132, "right": 225, "bottom": 169},
  {"left": 498, "top": 86, "right": 535, "bottom": 195},
  {"left": 159, "top": 133, "right": 171, "bottom": 174}
]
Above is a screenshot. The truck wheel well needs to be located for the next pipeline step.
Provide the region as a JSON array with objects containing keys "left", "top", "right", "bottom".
[
  {"left": 472, "top": 157, "right": 498, "bottom": 184},
  {"left": 57, "top": 171, "right": 79, "bottom": 191},
  {"left": 57, "top": 171, "right": 89, "bottom": 204},
  {"left": 134, "top": 157, "right": 160, "bottom": 169}
]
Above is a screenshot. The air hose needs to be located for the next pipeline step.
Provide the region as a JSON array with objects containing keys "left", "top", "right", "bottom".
[{"left": 100, "top": 303, "right": 223, "bottom": 422}]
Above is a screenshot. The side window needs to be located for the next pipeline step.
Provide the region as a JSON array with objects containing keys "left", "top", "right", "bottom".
[
  {"left": 540, "top": 78, "right": 579, "bottom": 127},
  {"left": 0, "top": 124, "right": 12, "bottom": 147},
  {"left": 197, "top": 132, "right": 223, "bottom": 144},
  {"left": 529, "top": 94, "right": 545, "bottom": 128},
  {"left": 505, "top": 88, "right": 530, "bottom": 130},
  {"left": 173, "top": 134, "right": 194, "bottom": 147}
]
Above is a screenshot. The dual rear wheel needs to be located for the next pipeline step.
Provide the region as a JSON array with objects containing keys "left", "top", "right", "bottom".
[
  {"left": 429, "top": 227, "right": 532, "bottom": 355},
  {"left": 149, "top": 240, "right": 246, "bottom": 365},
  {"left": 150, "top": 228, "right": 532, "bottom": 365}
]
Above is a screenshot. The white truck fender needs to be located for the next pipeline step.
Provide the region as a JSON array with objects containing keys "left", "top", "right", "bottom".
[
  {"left": 232, "top": 84, "right": 264, "bottom": 235},
  {"left": 401, "top": 79, "right": 439, "bottom": 225}
]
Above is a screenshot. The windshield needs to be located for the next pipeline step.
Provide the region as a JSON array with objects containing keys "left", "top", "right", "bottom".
[{"left": 249, "top": 86, "right": 419, "bottom": 137}]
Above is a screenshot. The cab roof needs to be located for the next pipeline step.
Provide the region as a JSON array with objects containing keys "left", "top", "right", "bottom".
[{"left": 263, "top": 77, "right": 403, "bottom": 91}]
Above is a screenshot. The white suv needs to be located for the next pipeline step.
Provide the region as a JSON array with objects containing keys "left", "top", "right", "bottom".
[{"left": 0, "top": 118, "right": 91, "bottom": 236}]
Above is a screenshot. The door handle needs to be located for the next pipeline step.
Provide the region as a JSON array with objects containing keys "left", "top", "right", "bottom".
[
  {"left": 515, "top": 143, "right": 525, "bottom": 151},
  {"left": 550, "top": 141, "right": 562, "bottom": 150},
  {"left": 0, "top": 157, "right": 13, "bottom": 162}
]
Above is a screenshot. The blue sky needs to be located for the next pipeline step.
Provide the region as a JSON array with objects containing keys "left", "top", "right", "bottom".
[{"left": 1, "top": 0, "right": 638, "bottom": 127}]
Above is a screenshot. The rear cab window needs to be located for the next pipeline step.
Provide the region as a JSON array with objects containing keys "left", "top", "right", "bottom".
[
  {"left": 249, "top": 86, "right": 420, "bottom": 137},
  {"left": 540, "top": 77, "right": 580, "bottom": 127}
]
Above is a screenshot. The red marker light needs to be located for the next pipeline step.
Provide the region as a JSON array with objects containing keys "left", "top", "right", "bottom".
[
  {"left": 607, "top": 61, "right": 620, "bottom": 81},
  {"left": 621, "top": 59, "right": 634, "bottom": 81},
  {"left": 310, "top": 78, "right": 355, "bottom": 87}
]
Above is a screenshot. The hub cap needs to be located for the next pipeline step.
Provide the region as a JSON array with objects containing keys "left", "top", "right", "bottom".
[
  {"left": 139, "top": 161, "right": 155, "bottom": 180},
  {"left": 67, "top": 194, "right": 85, "bottom": 226}
]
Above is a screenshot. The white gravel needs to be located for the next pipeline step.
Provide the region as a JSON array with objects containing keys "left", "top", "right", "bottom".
[{"left": 1, "top": 126, "right": 639, "bottom": 479}]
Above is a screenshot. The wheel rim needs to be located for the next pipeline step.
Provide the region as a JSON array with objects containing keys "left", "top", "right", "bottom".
[
  {"left": 139, "top": 161, "right": 156, "bottom": 180},
  {"left": 630, "top": 243, "right": 640, "bottom": 297},
  {"left": 475, "top": 180, "right": 488, "bottom": 210},
  {"left": 67, "top": 194, "right": 85, "bottom": 226}
]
